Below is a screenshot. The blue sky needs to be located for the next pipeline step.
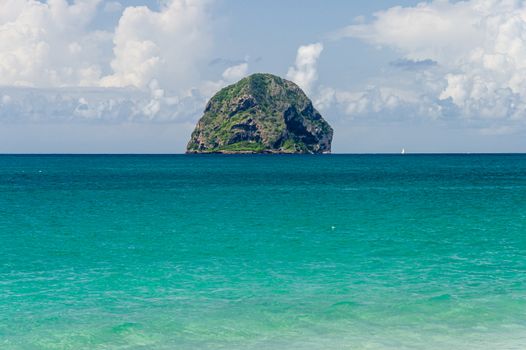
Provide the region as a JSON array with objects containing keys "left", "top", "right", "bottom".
[{"left": 1, "top": 0, "right": 526, "bottom": 153}]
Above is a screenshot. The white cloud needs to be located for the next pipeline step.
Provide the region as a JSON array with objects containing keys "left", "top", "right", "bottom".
[
  {"left": 0, "top": 0, "right": 218, "bottom": 122},
  {"left": 331, "top": 0, "right": 526, "bottom": 132},
  {"left": 0, "top": 85, "right": 206, "bottom": 123},
  {"left": 198, "top": 62, "right": 251, "bottom": 101},
  {"left": 0, "top": 0, "right": 108, "bottom": 87},
  {"left": 100, "top": 0, "right": 212, "bottom": 91},
  {"left": 0, "top": 0, "right": 213, "bottom": 92},
  {"left": 221, "top": 62, "right": 248, "bottom": 82},
  {"left": 315, "top": 84, "right": 442, "bottom": 122},
  {"left": 2, "top": 95, "right": 12, "bottom": 105},
  {"left": 337, "top": 1, "right": 483, "bottom": 63},
  {"left": 286, "top": 43, "right": 323, "bottom": 93}
]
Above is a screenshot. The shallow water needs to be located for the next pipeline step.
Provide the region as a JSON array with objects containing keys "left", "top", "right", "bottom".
[{"left": 1, "top": 154, "right": 525, "bottom": 349}]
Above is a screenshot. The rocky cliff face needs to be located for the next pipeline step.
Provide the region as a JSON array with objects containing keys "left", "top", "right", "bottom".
[{"left": 186, "top": 73, "right": 333, "bottom": 154}]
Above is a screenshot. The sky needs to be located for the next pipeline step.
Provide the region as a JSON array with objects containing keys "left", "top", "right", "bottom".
[{"left": 1, "top": 0, "right": 526, "bottom": 153}]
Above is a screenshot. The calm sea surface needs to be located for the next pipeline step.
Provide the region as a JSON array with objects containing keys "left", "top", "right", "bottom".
[{"left": 1, "top": 154, "right": 525, "bottom": 349}]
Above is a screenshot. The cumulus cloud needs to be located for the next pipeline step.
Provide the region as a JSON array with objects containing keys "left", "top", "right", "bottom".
[
  {"left": 0, "top": 0, "right": 109, "bottom": 87},
  {"left": 0, "top": 60, "right": 249, "bottom": 124},
  {"left": 337, "top": 1, "right": 483, "bottom": 62},
  {"left": 286, "top": 43, "right": 323, "bottom": 93},
  {"left": 221, "top": 62, "right": 248, "bottom": 82},
  {"left": 0, "top": 85, "right": 206, "bottom": 123},
  {"left": 0, "top": 0, "right": 212, "bottom": 92},
  {"left": 330, "top": 0, "right": 526, "bottom": 132},
  {"left": 199, "top": 62, "right": 251, "bottom": 99},
  {"left": 100, "top": 0, "right": 212, "bottom": 91},
  {"left": 315, "top": 84, "right": 442, "bottom": 122},
  {"left": 0, "top": 0, "right": 218, "bottom": 122}
]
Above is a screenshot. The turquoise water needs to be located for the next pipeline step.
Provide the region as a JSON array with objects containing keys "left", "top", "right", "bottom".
[{"left": 1, "top": 154, "right": 525, "bottom": 349}]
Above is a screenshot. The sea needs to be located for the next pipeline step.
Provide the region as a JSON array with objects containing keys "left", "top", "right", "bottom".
[{"left": 0, "top": 154, "right": 525, "bottom": 349}]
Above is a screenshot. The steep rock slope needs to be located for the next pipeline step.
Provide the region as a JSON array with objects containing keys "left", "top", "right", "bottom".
[{"left": 186, "top": 73, "right": 333, "bottom": 153}]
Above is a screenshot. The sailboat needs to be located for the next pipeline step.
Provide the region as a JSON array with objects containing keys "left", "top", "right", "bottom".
[{"left": 401, "top": 148, "right": 405, "bottom": 155}]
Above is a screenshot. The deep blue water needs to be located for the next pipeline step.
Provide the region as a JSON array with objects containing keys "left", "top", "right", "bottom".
[{"left": 0, "top": 154, "right": 525, "bottom": 349}]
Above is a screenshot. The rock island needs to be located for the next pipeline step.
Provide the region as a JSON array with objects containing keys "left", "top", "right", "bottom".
[{"left": 186, "top": 73, "right": 333, "bottom": 154}]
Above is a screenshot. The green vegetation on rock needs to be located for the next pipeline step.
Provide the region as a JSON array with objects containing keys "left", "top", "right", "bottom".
[{"left": 186, "top": 73, "right": 333, "bottom": 154}]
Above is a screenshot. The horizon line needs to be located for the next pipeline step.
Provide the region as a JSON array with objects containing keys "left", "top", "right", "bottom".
[{"left": 1, "top": 152, "right": 526, "bottom": 156}]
